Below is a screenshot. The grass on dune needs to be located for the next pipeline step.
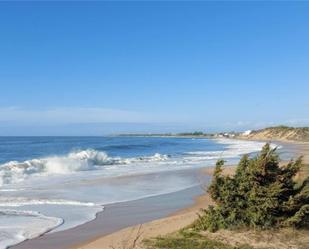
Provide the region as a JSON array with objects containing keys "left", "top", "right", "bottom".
[{"left": 144, "top": 230, "right": 254, "bottom": 249}]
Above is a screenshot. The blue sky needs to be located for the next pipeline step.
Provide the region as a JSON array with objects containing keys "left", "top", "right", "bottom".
[{"left": 0, "top": 1, "right": 308, "bottom": 135}]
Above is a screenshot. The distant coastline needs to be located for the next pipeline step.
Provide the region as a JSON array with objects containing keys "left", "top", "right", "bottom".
[{"left": 118, "top": 125, "right": 309, "bottom": 143}]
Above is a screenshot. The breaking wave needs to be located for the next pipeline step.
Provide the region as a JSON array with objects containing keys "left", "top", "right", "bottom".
[
  {"left": 0, "top": 149, "right": 169, "bottom": 186},
  {"left": 0, "top": 140, "right": 274, "bottom": 186}
]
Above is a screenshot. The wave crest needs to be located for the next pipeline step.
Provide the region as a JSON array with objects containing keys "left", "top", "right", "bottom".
[{"left": 0, "top": 150, "right": 168, "bottom": 186}]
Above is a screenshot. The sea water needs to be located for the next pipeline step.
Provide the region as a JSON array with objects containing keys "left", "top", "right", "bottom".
[{"left": 0, "top": 136, "right": 269, "bottom": 249}]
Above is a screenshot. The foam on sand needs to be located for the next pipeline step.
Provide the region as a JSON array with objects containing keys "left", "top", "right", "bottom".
[{"left": 0, "top": 209, "right": 63, "bottom": 249}]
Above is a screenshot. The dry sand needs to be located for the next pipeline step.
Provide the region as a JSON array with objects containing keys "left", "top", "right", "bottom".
[{"left": 70, "top": 141, "right": 309, "bottom": 249}]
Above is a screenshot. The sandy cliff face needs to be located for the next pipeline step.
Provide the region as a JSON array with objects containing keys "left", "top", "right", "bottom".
[{"left": 240, "top": 127, "right": 309, "bottom": 142}]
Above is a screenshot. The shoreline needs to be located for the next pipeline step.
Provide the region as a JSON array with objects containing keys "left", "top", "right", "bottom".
[
  {"left": 11, "top": 139, "right": 309, "bottom": 249},
  {"left": 11, "top": 168, "right": 211, "bottom": 249},
  {"left": 68, "top": 140, "right": 309, "bottom": 249},
  {"left": 68, "top": 165, "right": 237, "bottom": 249}
]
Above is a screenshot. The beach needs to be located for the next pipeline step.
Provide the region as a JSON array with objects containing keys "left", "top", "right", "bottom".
[
  {"left": 5, "top": 138, "right": 308, "bottom": 249},
  {"left": 68, "top": 171, "right": 216, "bottom": 249},
  {"left": 68, "top": 140, "right": 309, "bottom": 249},
  {"left": 3, "top": 2, "right": 309, "bottom": 248},
  {"left": 11, "top": 169, "right": 211, "bottom": 249}
]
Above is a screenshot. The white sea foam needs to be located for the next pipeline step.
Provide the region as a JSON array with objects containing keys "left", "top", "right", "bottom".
[
  {"left": 0, "top": 209, "right": 63, "bottom": 249},
  {"left": 0, "top": 150, "right": 168, "bottom": 186},
  {"left": 0, "top": 138, "right": 275, "bottom": 249},
  {"left": 185, "top": 139, "right": 277, "bottom": 160},
  {"left": 0, "top": 188, "right": 24, "bottom": 192},
  {"left": 0, "top": 197, "right": 97, "bottom": 207},
  {"left": 0, "top": 140, "right": 272, "bottom": 186}
]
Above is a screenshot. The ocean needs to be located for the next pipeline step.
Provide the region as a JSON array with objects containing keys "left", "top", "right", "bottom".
[{"left": 0, "top": 136, "right": 267, "bottom": 249}]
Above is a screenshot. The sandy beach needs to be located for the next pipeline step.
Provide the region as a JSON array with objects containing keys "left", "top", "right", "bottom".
[
  {"left": 10, "top": 139, "right": 309, "bottom": 249},
  {"left": 68, "top": 140, "right": 309, "bottom": 249},
  {"left": 69, "top": 176, "right": 214, "bottom": 249},
  {"left": 11, "top": 169, "right": 211, "bottom": 249}
]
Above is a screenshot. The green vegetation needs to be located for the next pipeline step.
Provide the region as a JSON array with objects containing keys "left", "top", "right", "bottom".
[
  {"left": 145, "top": 230, "right": 253, "bottom": 249},
  {"left": 145, "top": 144, "right": 309, "bottom": 249},
  {"left": 194, "top": 144, "right": 309, "bottom": 232}
]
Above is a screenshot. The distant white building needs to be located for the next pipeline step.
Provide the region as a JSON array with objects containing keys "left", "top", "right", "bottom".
[{"left": 243, "top": 130, "right": 252, "bottom": 136}]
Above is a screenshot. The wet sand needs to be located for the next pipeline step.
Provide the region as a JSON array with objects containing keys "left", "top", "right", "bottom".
[{"left": 12, "top": 169, "right": 211, "bottom": 249}]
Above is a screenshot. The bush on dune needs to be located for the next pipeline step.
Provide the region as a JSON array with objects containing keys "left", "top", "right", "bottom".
[{"left": 194, "top": 144, "right": 309, "bottom": 232}]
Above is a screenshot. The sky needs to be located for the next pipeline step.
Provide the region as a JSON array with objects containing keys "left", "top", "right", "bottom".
[{"left": 0, "top": 1, "right": 309, "bottom": 135}]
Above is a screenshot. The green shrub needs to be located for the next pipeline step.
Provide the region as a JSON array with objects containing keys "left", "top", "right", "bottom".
[
  {"left": 145, "top": 232, "right": 253, "bottom": 249},
  {"left": 195, "top": 144, "right": 309, "bottom": 231}
]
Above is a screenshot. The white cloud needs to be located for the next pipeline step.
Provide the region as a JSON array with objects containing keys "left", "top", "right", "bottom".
[{"left": 0, "top": 106, "right": 149, "bottom": 125}]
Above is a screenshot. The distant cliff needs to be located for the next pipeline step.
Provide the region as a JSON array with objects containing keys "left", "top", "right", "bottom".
[{"left": 240, "top": 126, "right": 309, "bottom": 142}]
